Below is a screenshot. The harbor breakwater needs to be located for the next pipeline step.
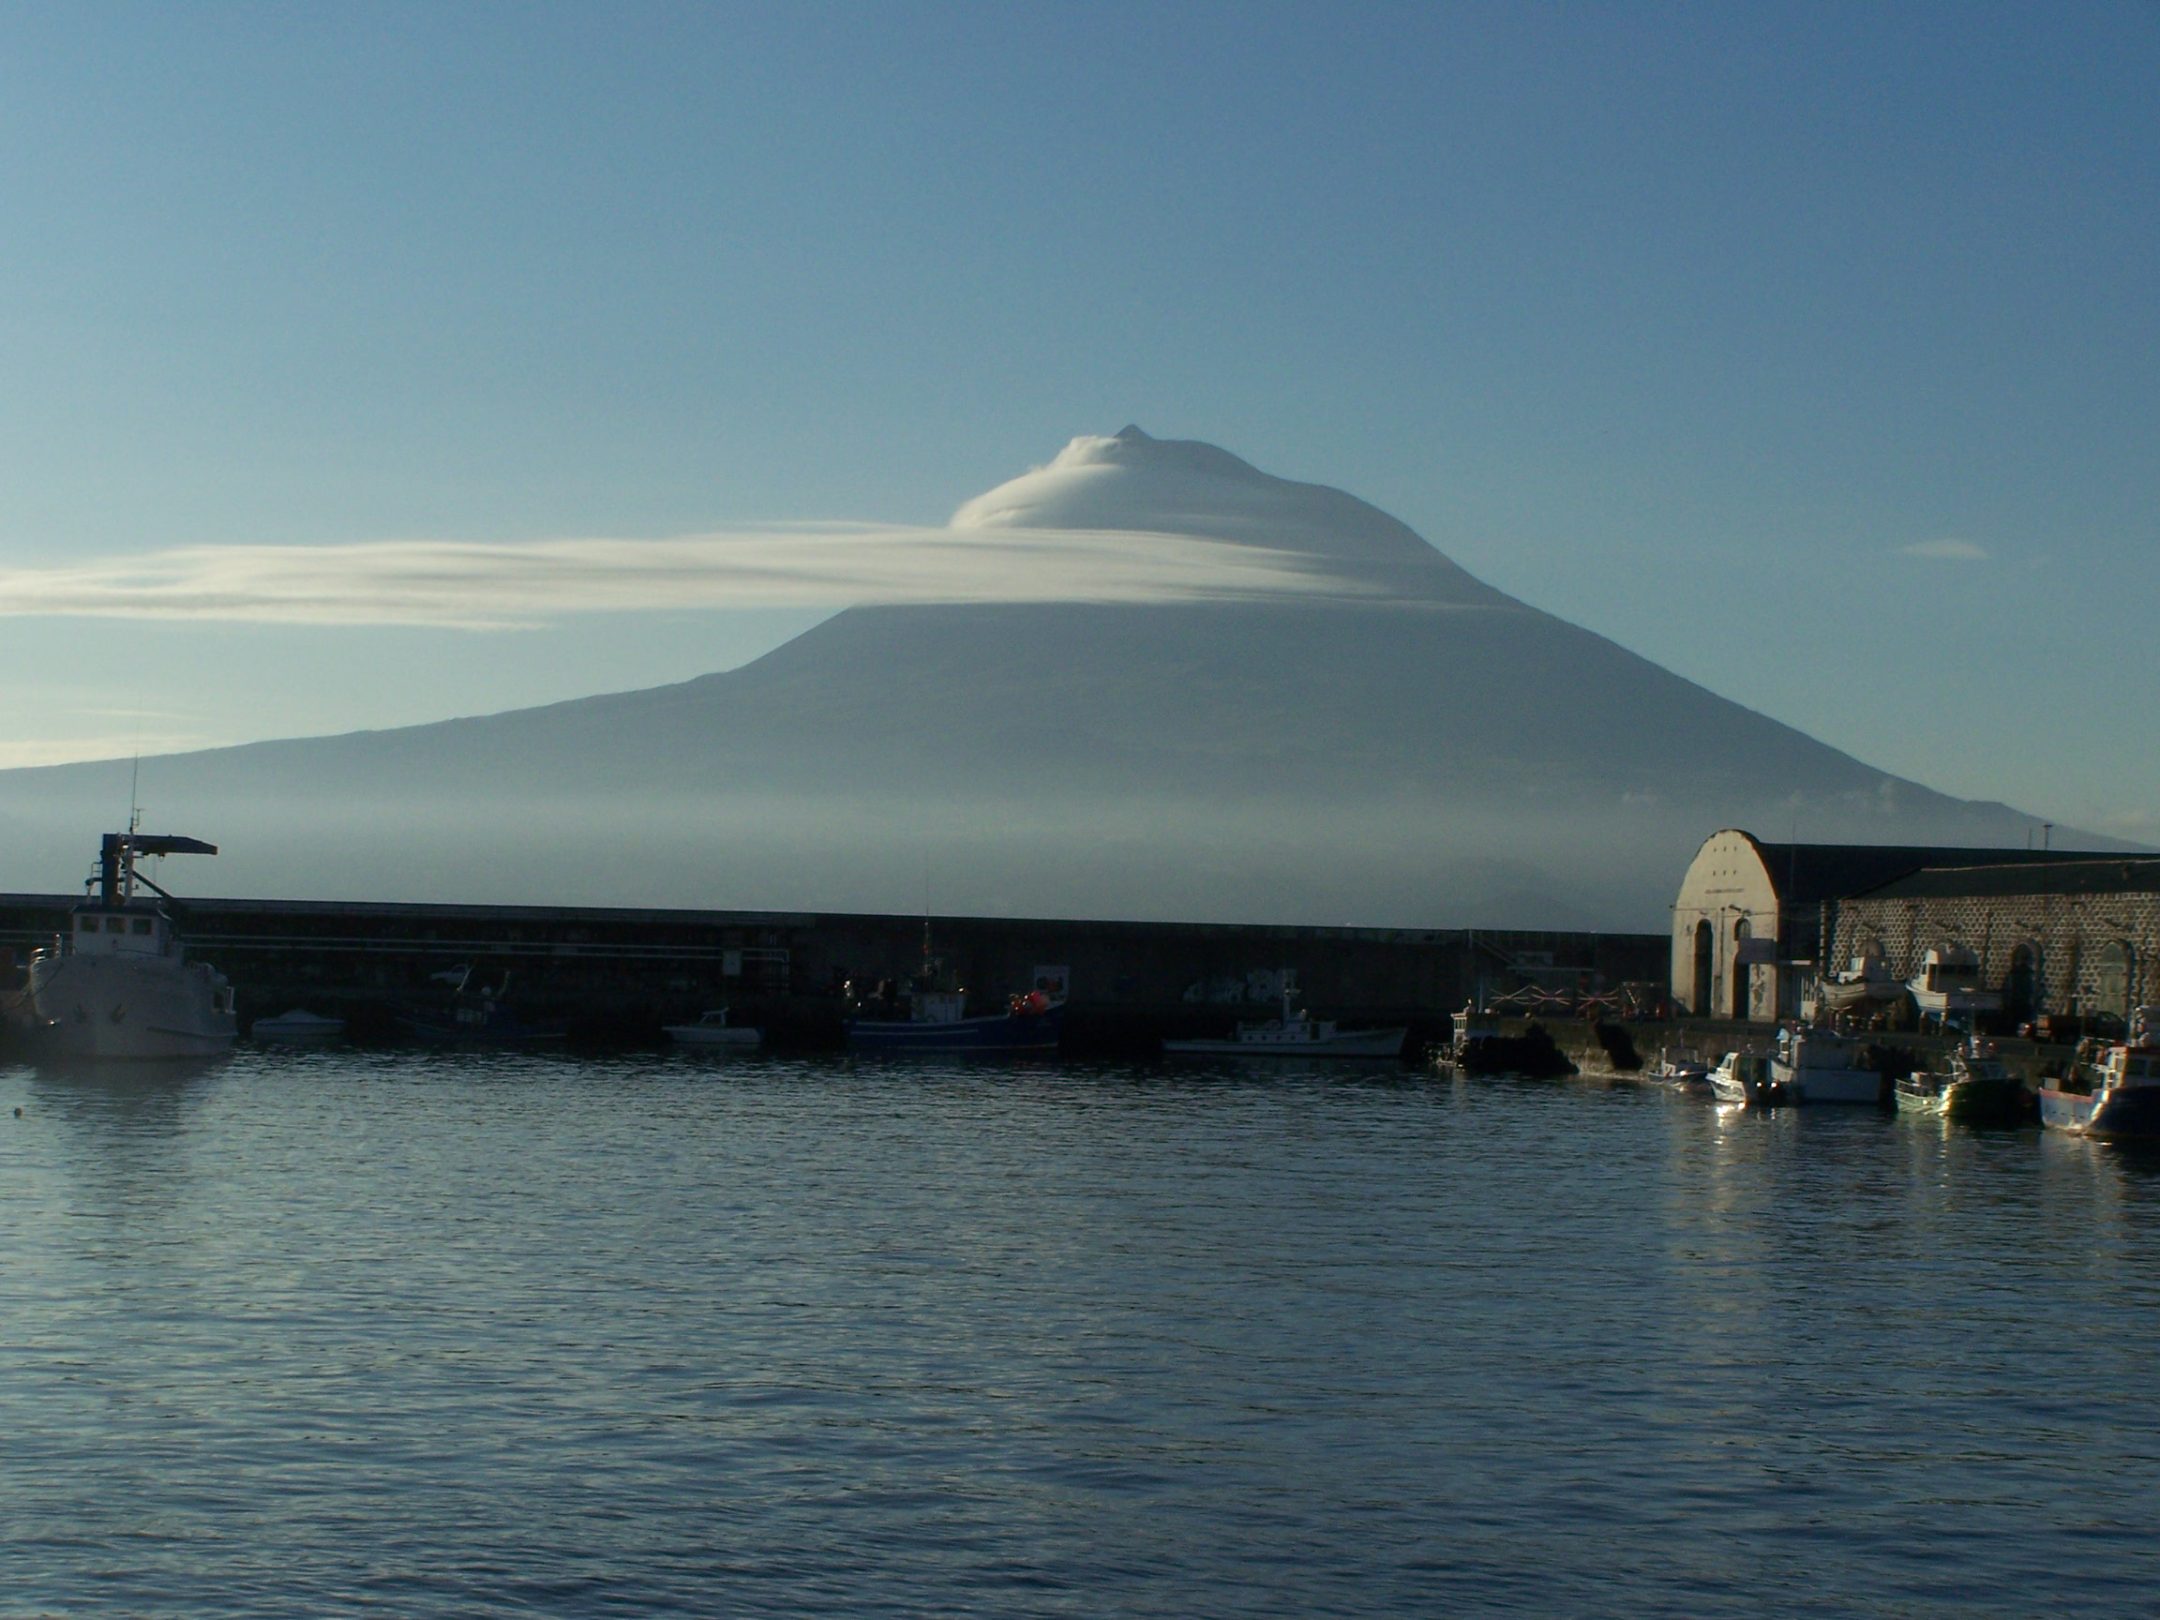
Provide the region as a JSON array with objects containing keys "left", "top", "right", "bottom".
[{"left": 0, "top": 889, "right": 1666, "bottom": 1053}]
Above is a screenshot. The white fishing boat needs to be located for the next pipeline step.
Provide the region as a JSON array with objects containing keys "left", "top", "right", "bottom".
[
  {"left": 1769, "top": 1022, "right": 1887, "bottom": 1105},
  {"left": 664, "top": 1006, "right": 762, "bottom": 1047},
  {"left": 1814, "top": 949, "right": 1904, "bottom": 1016},
  {"left": 1906, "top": 946, "right": 2001, "bottom": 1025},
  {"left": 1164, "top": 977, "right": 1406, "bottom": 1059},
  {"left": 26, "top": 830, "right": 238, "bottom": 1061},
  {"left": 250, "top": 1007, "right": 347, "bottom": 1044}
]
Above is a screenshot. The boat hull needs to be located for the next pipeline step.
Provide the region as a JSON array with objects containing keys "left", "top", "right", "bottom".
[
  {"left": 1771, "top": 1062, "right": 1885, "bottom": 1105},
  {"left": 1897, "top": 1076, "right": 2033, "bottom": 1125},
  {"left": 666, "top": 1026, "right": 761, "bottom": 1047},
  {"left": 27, "top": 954, "right": 237, "bottom": 1061},
  {"left": 1166, "top": 1026, "right": 1407, "bottom": 1059},
  {"left": 2039, "top": 1086, "right": 2160, "bottom": 1141},
  {"left": 847, "top": 1004, "right": 1063, "bottom": 1053},
  {"left": 251, "top": 1010, "right": 347, "bottom": 1044},
  {"left": 1710, "top": 1074, "right": 1786, "bottom": 1107},
  {"left": 396, "top": 1012, "right": 568, "bottom": 1045}
]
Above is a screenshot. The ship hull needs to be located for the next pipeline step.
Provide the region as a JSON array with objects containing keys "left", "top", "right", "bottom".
[
  {"left": 28, "top": 954, "right": 237, "bottom": 1061},
  {"left": 2039, "top": 1086, "right": 2160, "bottom": 1141},
  {"left": 846, "top": 1005, "right": 1063, "bottom": 1053}
]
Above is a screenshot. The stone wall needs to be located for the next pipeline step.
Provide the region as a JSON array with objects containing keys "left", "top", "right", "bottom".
[{"left": 1829, "top": 888, "right": 2160, "bottom": 1032}]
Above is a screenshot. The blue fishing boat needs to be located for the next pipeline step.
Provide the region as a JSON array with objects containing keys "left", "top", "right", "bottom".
[
  {"left": 395, "top": 967, "right": 568, "bottom": 1046},
  {"left": 846, "top": 986, "right": 1063, "bottom": 1053}
]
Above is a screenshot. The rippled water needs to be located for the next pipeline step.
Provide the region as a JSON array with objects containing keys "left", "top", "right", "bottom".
[{"left": 4, "top": 1048, "right": 2157, "bottom": 1617}]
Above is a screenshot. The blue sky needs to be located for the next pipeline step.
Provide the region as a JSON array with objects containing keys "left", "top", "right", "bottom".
[{"left": 2, "top": 1, "right": 2155, "bottom": 838}]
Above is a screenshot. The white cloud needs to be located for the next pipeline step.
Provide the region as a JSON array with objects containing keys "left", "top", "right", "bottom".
[
  {"left": 1900, "top": 538, "right": 1989, "bottom": 562},
  {"left": 0, "top": 525, "right": 1373, "bottom": 631},
  {"left": 0, "top": 733, "right": 224, "bottom": 770}
]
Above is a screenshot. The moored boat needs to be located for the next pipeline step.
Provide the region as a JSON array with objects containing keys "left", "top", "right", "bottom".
[
  {"left": 1647, "top": 1044, "right": 1711, "bottom": 1087},
  {"left": 396, "top": 967, "right": 567, "bottom": 1045},
  {"left": 1164, "top": 977, "right": 1405, "bottom": 1059},
  {"left": 2038, "top": 1010, "right": 2160, "bottom": 1141},
  {"left": 1907, "top": 946, "right": 2002, "bottom": 1028},
  {"left": 1894, "top": 1038, "right": 2032, "bottom": 1124},
  {"left": 1445, "top": 1002, "right": 1504, "bottom": 1069},
  {"left": 24, "top": 830, "right": 237, "bottom": 1062},
  {"left": 1708, "top": 1049, "right": 1782, "bottom": 1107},
  {"left": 250, "top": 1007, "right": 348, "bottom": 1044},
  {"left": 1770, "top": 1022, "right": 1888, "bottom": 1105},
  {"left": 665, "top": 1006, "right": 762, "bottom": 1048},
  {"left": 847, "top": 986, "right": 1063, "bottom": 1053},
  {"left": 1814, "top": 950, "right": 1905, "bottom": 1017}
]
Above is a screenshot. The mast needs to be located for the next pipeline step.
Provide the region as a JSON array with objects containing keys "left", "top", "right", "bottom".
[{"left": 94, "top": 833, "right": 219, "bottom": 907}]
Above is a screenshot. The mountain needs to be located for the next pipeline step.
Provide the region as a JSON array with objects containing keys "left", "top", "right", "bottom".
[{"left": 0, "top": 429, "right": 2105, "bottom": 929}]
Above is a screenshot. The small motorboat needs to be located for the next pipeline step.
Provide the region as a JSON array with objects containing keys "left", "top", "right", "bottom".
[
  {"left": 395, "top": 968, "right": 567, "bottom": 1045},
  {"left": 1708, "top": 1050, "right": 1782, "bottom": 1107},
  {"left": 250, "top": 1007, "right": 348, "bottom": 1044},
  {"left": 664, "top": 1007, "right": 762, "bottom": 1048},
  {"left": 1164, "top": 975, "right": 1405, "bottom": 1059},
  {"left": 1646, "top": 1045, "right": 1712, "bottom": 1087}
]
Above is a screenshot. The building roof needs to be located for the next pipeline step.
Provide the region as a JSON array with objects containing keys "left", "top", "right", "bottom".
[
  {"left": 1851, "top": 856, "right": 2160, "bottom": 902},
  {"left": 1740, "top": 838, "right": 2097, "bottom": 905}
]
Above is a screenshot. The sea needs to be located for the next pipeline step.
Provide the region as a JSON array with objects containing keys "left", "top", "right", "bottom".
[{"left": 4, "top": 1046, "right": 2156, "bottom": 1618}]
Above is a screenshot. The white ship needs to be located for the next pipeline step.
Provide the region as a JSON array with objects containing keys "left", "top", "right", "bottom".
[{"left": 26, "top": 831, "right": 238, "bottom": 1061}]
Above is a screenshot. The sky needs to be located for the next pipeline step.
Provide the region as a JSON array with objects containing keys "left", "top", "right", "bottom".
[{"left": 2, "top": 1, "right": 2155, "bottom": 840}]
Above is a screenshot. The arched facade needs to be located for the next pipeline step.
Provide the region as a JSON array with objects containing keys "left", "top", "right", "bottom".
[{"left": 1669, "top": 830, "right": 1784, "bottom": 1021}]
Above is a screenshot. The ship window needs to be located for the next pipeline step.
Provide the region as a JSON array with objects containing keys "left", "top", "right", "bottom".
[
  {"left": 132, "top": 917, "right": 153, "bottom": 935},
  {"left": 77, "top": 917, "right": 97, "bottom": 933}
]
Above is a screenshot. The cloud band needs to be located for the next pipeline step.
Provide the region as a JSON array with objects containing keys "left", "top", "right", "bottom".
[{"left": 0, "top": 526, "right": 1378, "bottom": 630}]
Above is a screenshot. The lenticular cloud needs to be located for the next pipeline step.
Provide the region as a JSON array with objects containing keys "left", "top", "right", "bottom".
[
  {"left": 0, "top": 427, "right": 1489, "bottom": 630},
  {"left": 0, "top": 526, "right": 1347, "bottom": 629}
]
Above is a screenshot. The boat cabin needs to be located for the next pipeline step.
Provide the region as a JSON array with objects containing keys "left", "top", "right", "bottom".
[{"left": 68, "top": 904, "right": 178, "bottom": 958}]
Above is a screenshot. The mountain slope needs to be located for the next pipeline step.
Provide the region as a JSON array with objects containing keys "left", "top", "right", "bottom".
[{"left": 0, "top": 429, "right": 2102, "bottom": 928}]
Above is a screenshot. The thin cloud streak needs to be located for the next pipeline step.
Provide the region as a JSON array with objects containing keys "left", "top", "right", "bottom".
[
  {"left": 1900, "top": 537, "right": 1989, "bottom": 562},
  {"left": 0, "top": 734, "right": 223, "bottom": 770},
  {"left": 0, "top": 527, "right": 1371, "bottom": 630}
]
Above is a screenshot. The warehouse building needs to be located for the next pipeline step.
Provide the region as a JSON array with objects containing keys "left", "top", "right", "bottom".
[
  {"left": 1828, "top": 856, "right": 2160, "bottom": 1036},
  {"left": 1668, "top": 828, "right": 2132, "bottom": 1025}
]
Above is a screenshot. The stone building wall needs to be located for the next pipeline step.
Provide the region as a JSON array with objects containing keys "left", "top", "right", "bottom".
[{"left": 1829, "top": 888, "right": 2160, "bottom": 1031}]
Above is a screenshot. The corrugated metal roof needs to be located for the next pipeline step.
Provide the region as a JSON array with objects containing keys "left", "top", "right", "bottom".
[
  {"left": 1740, "top": 839, "right": 2096, "bottom": 904},
  {"left": 1852, "top": 857, "right": 2160, "bottom": 901}
]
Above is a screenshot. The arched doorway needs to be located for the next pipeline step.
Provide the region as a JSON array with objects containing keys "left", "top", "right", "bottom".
[
  {"left": 1693, "top": 920, "right": 1713, "bottom": 1016},
  {"left": 1731, "top": 918, "right": 1752, "bottom": 1021},
  {"left": 2096, "top": 941, "right": 2136, "bottom": 1030},
  {"left": 2005, "top": 943, "right": 2040, "bottom": 1026}
]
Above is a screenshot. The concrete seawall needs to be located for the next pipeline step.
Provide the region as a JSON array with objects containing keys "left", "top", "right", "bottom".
[{"left": 0, "top": 891, "right": 1667, "bottom": 1053}]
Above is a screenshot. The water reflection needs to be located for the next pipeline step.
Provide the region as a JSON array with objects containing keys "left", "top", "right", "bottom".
[{"left": 18, "top": 1056, "right": 227, "bottom": 1229}]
